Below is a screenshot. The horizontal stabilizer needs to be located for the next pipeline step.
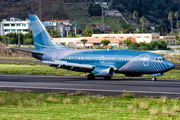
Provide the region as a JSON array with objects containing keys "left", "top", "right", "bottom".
[{"left": 9, "top": 47, "right": 43, "bottom": 55}]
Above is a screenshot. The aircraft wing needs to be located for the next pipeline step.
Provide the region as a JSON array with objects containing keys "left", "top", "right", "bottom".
[
  {"left": 9, "top": 48, "right": 43, "bottom": 55},
  {"left": 42, "top": 60, "right": 95, "bottom": 71}
]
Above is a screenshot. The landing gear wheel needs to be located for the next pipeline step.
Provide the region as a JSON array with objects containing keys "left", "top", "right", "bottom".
[
  {"left": 87, "top": 74, "right": 95, "bottom": 80},
  {"left": 104, "top": 77, "right": 112, "bottom": 80},
  {"left": 152, "top": 77, "right": 157, "bottom": 81}
]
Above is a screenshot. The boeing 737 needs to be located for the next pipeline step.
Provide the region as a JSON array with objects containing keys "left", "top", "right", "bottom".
[{"left": 11, "top": 14, "right": 175, "bottom": 81}]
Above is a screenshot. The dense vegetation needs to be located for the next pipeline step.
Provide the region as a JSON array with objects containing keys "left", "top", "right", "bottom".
[
  {"left": 124, "top": 39, "right": 169, "bottom": 50},
  {"left": 0, "top": 29, "right": 60, "bottom": 45},
  {"left": 113, "top": 0, "right": 179, "bottom": 19}
]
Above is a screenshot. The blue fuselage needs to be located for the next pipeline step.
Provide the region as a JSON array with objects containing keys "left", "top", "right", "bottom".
[{"left": 33, "top": 49, "right": 175, "bottom": 75}]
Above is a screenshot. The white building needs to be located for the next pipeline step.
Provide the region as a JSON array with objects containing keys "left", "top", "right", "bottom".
[
  {"left": 43, "top": 20, "right": 72, "bottom": 37},
  {"left": 52, "top": 33, "right": 176, "bottom": 48},
  {"left": 0, "top": 17, "right": 30, "bottom": 35},
  {"left": 160, "top": 36, "right": 176, "bottom": 45},
  {"left": 91, "top": 33, "right": 160, "bottom": 43}
]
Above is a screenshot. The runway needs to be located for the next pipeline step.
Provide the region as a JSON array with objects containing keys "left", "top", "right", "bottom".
[{"left": 0, "top": 74, "right": 180, "bottom": 97}]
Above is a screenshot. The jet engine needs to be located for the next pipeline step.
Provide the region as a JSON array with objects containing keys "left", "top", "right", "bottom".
[{"left": 92, "top": 66, "right": 114, "bottom": 77}]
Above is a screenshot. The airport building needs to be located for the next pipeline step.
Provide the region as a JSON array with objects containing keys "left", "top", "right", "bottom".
[
  {"left": 0, "top": 17, "right": 30, "bottom": 35},
  {"left": 160, "top": 36, "right": 176, "bottom": 45},
  {"left": 91, "top": 33, "right": 160, "bottom": 43},
  {"left": 53, "top": 33, "right": 176, "bottom": 48}
]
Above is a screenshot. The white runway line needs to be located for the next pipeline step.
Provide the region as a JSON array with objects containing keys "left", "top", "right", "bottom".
[{"left": 0, "top": 85, "right": 180, "bottom": 95}]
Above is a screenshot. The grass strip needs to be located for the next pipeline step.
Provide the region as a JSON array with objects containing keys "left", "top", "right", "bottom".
[
  {"left": 0, "top": 64, "right": 179, "bottom": 80},
  {"left": 0, "top": 91, "right": 179, "bottom": 119},
  {"left": 0, "top": 64, "right": 84, "bottom": 76}
]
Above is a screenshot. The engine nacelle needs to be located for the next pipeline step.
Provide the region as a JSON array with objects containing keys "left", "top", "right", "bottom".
[{"left": 92, "top": 66, "right": 114, "bottom": 77}]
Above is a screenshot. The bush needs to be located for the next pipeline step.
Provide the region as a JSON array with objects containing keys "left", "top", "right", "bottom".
[{"left": 121, "top": 92, "right": 135, "bottom": 98}]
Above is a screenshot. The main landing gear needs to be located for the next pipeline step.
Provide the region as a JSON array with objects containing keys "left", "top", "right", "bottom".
[
  {"left": 87, "top": 74, "right": 95, "bottom": 80},
  {"left": 87, "top": 74, "right": 112, "bottom": 80}
]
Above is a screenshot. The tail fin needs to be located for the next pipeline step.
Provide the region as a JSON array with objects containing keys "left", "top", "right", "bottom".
[{"left": 29, "top": 14, "right": 69, "bottom": 50}]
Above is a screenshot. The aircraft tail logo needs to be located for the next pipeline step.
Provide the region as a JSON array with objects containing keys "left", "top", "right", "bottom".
[{"left": 29, "top": 14, "right": 69, "bottom": 50}]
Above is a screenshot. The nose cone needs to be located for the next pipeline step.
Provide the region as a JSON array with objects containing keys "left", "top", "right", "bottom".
[
  {"left": 166, "top": 61, "right": 175, "bottom": 71},
  {"left": 170, "top": 62, "right": 175, "bottom": 70}
]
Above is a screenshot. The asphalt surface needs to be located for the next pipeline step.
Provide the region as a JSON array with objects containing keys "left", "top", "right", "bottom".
[{"left": 0, "top": 74, "right": 180, "bottom": 98}]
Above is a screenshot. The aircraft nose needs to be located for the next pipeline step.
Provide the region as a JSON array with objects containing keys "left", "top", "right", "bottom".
[
  {"left": 170, "top": 62, "right": 175, "bottom": 69},
  {"left": 167, "top": 61, "right": 175, "bottom": 70}
]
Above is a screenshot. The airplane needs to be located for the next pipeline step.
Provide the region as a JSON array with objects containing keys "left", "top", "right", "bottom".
[{"left": 11, "top": 14, "right": 175, "bottom": 81}]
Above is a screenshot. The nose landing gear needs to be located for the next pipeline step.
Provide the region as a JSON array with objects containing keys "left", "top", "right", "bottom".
[
  {"left": 152, "top": 73, "right": 162, "bottom": 81},
  {"left": 152, "top": 77, "right": 157, "bottom": 81}
]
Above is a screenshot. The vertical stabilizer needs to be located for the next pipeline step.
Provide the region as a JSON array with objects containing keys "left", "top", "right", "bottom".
[{"left": 29, "top": 14, "right": 68, "bottom": 50}]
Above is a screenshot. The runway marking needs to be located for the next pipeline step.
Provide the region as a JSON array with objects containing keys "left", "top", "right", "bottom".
[{"left": 0, "top": 85, "right": 180, "bottom": 95}]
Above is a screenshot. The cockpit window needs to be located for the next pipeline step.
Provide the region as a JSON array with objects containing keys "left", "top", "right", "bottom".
[{"left": 155, "top": 57, "right": 166, "bottom": 61}]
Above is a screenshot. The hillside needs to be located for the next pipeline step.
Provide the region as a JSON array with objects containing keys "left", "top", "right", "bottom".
[
  {"left": 0, "top": 0, "right": 180, "bottom": 31},
  {"left": 0, "top": 42, "right": 31, "bottom": 57},
  {"left": 0, "top": 0, "right": 92, "bottom": 29}
]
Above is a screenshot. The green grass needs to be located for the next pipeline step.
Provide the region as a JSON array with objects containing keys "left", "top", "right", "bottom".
[
  {"left": 90, "top": 16, "right": 120, "bottom": 31},
  {"left": 105, "top": 17, "right": 120, "bottom": 31},
  {"left": 0, "top": 91, "right": 180, "bottom": 119},
  {"left": 0, "top": 64, "right": 84, "bottom": 76},
  {"left": 90, "top": 17, "right": 102, "bottom": 23},
  {"left": 63, "top": 2, "right": 90, "bottom": 28},
  {"left": 0, "top": 64, "right": 179, "bottom": 80}
]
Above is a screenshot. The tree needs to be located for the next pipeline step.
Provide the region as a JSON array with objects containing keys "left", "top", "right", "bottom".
[
  {"left": 128, "top": 42, "right": 139, "bottom": 50},
  {"left": 174, "top": 11, "right": 179, "bottom": 27},
  {"left": 133, "top": 11, "right": 138, "bottom": 27},
  {"left": 168, "top": 12, "right": 174, "bottom": 33},
  {"left": 140, "top": 16, "right": 146, "bottom": 33},
  {"left": 67, "top": 32, "right": 75, "bottom": 38},
  {"left": 149, "top": 40, "right": 167, "bottom": 50},
  {"left": 82, "top": 28, "right": 93, "bottom": 37},
  {"left": 156, "top": 40, "right": 167, "bottom": 50},
  {"left": 138, "top": 42, "right": 149, "bottom": 50},
  {"left": 155, "top": 24, "right": 168, "bottom": 36},
  {"left": 5, "top": 33, "right": 24, "bottom": 45},
  {"left": 101, "top": 39, "right": 110, "bottom": 47},
  {"left": 47, "top": 29, "right": 61, "bottom": 37},
  {"left": 88, "top": 2, "right": 101, "bottom": 16},
  {"left": 25, "top": 30, "right": 33, "bottom": 39},
  {"left": 24, "top": 38, "right": 33, "bottom": 45},
  {"left": 177, "top": 21, "right": 180, "bottom": 41},
  {"left": 123, "top": 39, "right": 132, "bottom": 46},
  {"left": 177, "top": 21, "right": 180, "bottom": 31},
  {"left": 81, "top": 39, "right": 88, "bottom": 49}
]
